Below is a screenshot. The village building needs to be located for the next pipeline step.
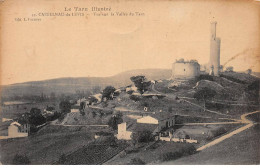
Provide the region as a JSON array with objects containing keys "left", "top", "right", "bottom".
[
  {"left": 117, "top": 113, "right": 176, "bottom": 140},
  {"left": 0, "top": 121, "right": 30, "bottom": 139},
  {"left": 70, "top": 105, "right": 80, "bottom": 113}
]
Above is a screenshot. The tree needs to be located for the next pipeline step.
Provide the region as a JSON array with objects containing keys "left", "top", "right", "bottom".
[
  {"left": 59, "top": 100, "right": 71, "bottom": 113},
  {"left": 80, "top": 101, "right": 86, "bottom": 110},
  {"left": 102, "top": 86, "right": 116, "bottom": 101},
  {"left": 19, "top": 108, "right": 46, "bottom": 126},
  {"left": 108, "top": 113, "right": 123, "bottom": 130},
  {"left": 12, "top": 154, "right": 31, "bottom": 165},
  {"left": 28, "top": 108, "right": 46, "bottom": 126},
  {"left": 130, "top": 76, "right": 151, "bottom": 94},
  {"left": 194, "top": 87, "right": 216, "bottom": 111},
  {"left": 131, "top": 130, "right": 154, "bottom": 144}
]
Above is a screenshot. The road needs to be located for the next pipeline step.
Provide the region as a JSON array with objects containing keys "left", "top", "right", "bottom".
[
  {"left": 162, "top": 110, "right": 260, "bottom": 164},
  {"left": 197, "top": 110, "right": 259, "bottom": 151}
]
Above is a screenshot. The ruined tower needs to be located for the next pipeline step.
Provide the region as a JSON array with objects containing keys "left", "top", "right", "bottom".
[{"left": 209, "top": 22, "right": 221, "bottom": 76}]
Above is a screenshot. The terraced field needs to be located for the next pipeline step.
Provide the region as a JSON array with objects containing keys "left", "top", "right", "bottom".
[{"left": 60, "top": 142, "right": 128, "bottom": 165}]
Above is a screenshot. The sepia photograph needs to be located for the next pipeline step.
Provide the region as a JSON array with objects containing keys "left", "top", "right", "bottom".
[{"left": 0, "top": 0, "right": 259, "bottom": 165}]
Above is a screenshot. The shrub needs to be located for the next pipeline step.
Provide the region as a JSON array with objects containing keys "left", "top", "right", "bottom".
[
  {"left": 108, "top": 113, "right": 123, "bottom": 130},
  {"left": 80, "top": 110, "right": 85, "bottom": 116},
  {"left": 12, "top": 154, "right": 31, "bottom": 165},
  {"left": 102, "top": 86, "right": 116, "bottom": 101},
  {"left": 132, "top": 130, "right": 154, "bottom": 144},
  {"left": 160, "top": 145, "right": 196, "bottom": 161},
  {"left": 128, "top": 158, "right": 146, "bottom": 165},
  {"left": 197, "top": 75, "right": 214, "bottom": 81},
  {"left": 130, "top": 95, "right": 141, "bottom": 102}
]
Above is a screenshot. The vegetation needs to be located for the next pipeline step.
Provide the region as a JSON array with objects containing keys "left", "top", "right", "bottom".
[
  {"left": 128, "top": 158, "right": 146, "bottom": 165},
  {"left": 108, "top": 113, "right": 123, "bottom": 130},
  {"left": 130, "top": 76, "right": 151, "bottom": 94},
  {"left": 18, "top": 108, "right": 46, "bottom": 128},
  {"left": 132, "top": 130, "right": 154, "bottom": 144},
  {"left": 12, "top": 154, "right": 31, "bottom": 165},
  {"left": 129, "top": 95, "right": 141, "bottom": 102},
  {"left": 59, "top": 100, "right": 71, "bottom": 113},
  {"left": 102, "top": 86, "right": 116, "bottom": 101},
  {"left": 194, "top": 87, "right": 217, "bottom": 111},
  {"left": 160, "top": 145, "right": 196, "bottom": 161},
  {"left": 196, "top": 74, "right": 214, "bottom": 81}
]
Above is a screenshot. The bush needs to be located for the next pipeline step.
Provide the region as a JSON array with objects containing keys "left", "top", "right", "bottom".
[
  {"left": 12, "top": 154, "right": 31, "bottom": 165},
  {"left": 102, "top": 86, "right": 116, "bottom": 101},
  {"left": 130, "top": 95, "right": 141, "bottom": 102},
  {"left": 197, "top": 75, "right": 214, "bottom": 81},
  {"left": 132, "top": 130, "right": 154, "bottom": 144},
  {"left": 160, "top": 145, "right": 196, "bottom": 161},
  {"left": 128, "top": 158, "right": 146, "bottom": 165},
  {"left": 108, "top": 113, "right": 123, "bottom": 130}
]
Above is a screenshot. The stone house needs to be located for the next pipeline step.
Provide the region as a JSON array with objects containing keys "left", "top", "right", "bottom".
[{"left": 117, "top": 113, "right": 176, "bottom": 140}]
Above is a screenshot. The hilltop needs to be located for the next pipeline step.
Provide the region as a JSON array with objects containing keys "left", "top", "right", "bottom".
[{"left": 1, "top": 69, "right": 171, "bottom": 97}]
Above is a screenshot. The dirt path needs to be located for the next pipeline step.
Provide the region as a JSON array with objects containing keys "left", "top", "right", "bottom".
[
  {"left": 196, "top": 110, "right": 259, "bottom": 151},
  {"left": 51, "top": 124, "right": 109, "bottom": 127},
  {"left": 176, "top": 121, "right": 241, "bottom": 126}
]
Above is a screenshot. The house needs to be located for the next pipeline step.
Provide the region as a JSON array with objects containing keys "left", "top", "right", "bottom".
[
  {"left": 137, "top": 113, "right": 176, "bottom": 131},
  {"left": 92, "top": 93, "right": 102, "bottom": 103},
  {"left": 0, "top": 121, "right": 30, "bottom": 139},
  {"left": 43, "top": 106, "right": 55, "bottom": 116},
  {"left": 126, "top": 85, "right": 138, "bottom": 93},
  {"left": 70, "top": 105, "right": 80, "bottom": 113},
  {"left": 117, "top": 113, "right": 176, "bottom": 140}
]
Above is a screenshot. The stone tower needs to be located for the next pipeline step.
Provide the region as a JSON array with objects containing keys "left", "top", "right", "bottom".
[{"left": 209, "top": 22, "right": 221, "bottom": 76}]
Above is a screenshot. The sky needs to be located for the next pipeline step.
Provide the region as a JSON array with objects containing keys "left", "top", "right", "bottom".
[{"left": 1, "top": 0, "right": 259, "bottom": 85}]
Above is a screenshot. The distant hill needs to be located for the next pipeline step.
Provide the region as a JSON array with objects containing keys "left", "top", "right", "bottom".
[{"left": 1, "top": 69, "right": 172, "bottom": 96}]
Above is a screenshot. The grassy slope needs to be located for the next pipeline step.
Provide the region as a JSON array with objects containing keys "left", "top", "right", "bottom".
[
  {"left": 0, "top": 125, "right": 97, "bottom": 164},
  {"left": 105, "top": 141, "right": 194, "bottom": 165},
  {"left": 163, "top": 124, "right": 260, "bottom": 165}
]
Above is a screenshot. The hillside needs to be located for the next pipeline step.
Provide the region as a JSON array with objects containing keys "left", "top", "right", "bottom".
[{"left": 1, "top": 69, "right": 171, "bottom": 97}]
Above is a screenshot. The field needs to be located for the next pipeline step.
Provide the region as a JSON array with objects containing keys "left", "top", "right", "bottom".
[
  {"left": 105, "top": 141, "right": 195, "bottom": 165},
  {"left": 59, "top": 140, "right": 128, "bottom": 165},
  {"left": 0, "top": 125, "right": 102, "bottom": 164}
]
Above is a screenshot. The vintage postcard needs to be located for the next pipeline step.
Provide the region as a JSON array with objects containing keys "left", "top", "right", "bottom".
[{"left": 0, "top": 0, "right": 259, "bottom": 165}]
